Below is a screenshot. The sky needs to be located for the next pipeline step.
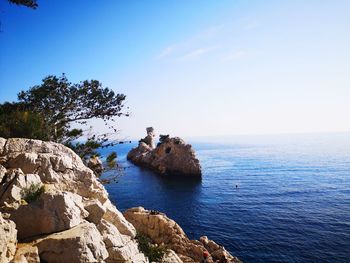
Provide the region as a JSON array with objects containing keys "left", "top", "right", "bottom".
[{"left": 0, "top": 0, "right": 350, "bottom": 139}]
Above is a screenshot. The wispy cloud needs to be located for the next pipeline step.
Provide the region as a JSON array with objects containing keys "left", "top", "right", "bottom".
[
  {"left": 222, "top": 50, "right": 247, "bottom": 61},
  {"left": 155, "top": 25, "right": 223, "bottom": 60},
  {"left": 180, "top": 46, "right": 218, "bottom": 60},
  {"left": 156, "top": 45, "right": 177, "bottom": 59}
]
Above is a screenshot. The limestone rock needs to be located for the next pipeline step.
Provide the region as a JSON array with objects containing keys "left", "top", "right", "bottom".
[
  {"left": 2, "top": 138, "right": 108, "bottom": 203},
  {"left": 124, "top": 207, "right": 241, "bottom": 263},
  {"left": 162, "top": 249, "right": 183, "bottom": 263},
  {"left": 0, "top": 138, "right": 108, "bottom": 202},
  {"left": 85, "top": 199, "right": 106, "bottom": 224},
  {"left": 0, "top": 169, "right": 42, "bottom": 209},
  {"left": 0, "top": 212, "right": 17, "bottom": 263},
  {"left": 9, "top": 191, "right": 88, "bottom": 240},
  {"left": 0, "top": 138, "right": 150, "bottom": 262},
  {"left": 200, "top": 236, "right": 241, "bottom": 263},
  {"left": 87, "top": 156, "right": 104, "bottom": 176},
  {"left": 7, "top": 153, "right": 39, "bottom": 174},
  {"left": 97, "top": 219, "right": 148, "bottom": 263},
  {"left": 35, "top": 222, "right": 108, "bottom": 263},
  {"left": 128, "top": 133, "right": 201, "bottom": 176},
  {"left": 0, "top": 164, "right": 6, "bottom": 182},
  {"left": 102, "top": 199, "right": 137, "bottom": 238},
  {"left": 11, "top": 243, "right": 40, "bottom": 263}
]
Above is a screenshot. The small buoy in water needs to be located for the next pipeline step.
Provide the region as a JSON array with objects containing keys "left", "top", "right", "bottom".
[{"left": 235, "top": 184, "right": 238, "bottom": 188}]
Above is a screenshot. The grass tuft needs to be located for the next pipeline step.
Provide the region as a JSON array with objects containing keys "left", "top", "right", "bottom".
[
  {"left": 136, "top": 233, "right": 167, "bottom": 262},
  {"left": 20, "top": 183, "right": 45, "bottom": 203}
]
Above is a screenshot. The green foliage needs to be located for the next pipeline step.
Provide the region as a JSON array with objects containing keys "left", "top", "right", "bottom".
[
  {"left": 0, "top": 103, "right": 48, "bottom": 140},
  {"left": 0, "top": 74, "right": 128, "bottom": 161},
  {"left": 20, "top": 183, "right": 45, "bottom": 203},
  {"left": 8, "top": 0, "right": 38, "bottom": 9},
  {"left": 136, "top": 233, "right": 167, "bottom": 262},
  {"left": 106, "top": 152, "right": 117, "bottom": 169},
  {"left": 17, "top": 74, "right": 127, "bottom": 144}
]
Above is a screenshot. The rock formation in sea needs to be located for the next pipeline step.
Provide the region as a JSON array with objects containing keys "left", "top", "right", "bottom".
[
  {"left": 127, "top": 128, "right": 202, "bottom": 176},
  {"left": 124, "top": 207, "right": 242, "bottom": 263},
  {"left": 0, "top": 137, "right": 239, "bottom": 262}
]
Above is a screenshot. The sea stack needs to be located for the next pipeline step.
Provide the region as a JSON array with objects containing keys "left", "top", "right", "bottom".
[{"left": 127, "top": 128, "right": 202, "bottom": 176}]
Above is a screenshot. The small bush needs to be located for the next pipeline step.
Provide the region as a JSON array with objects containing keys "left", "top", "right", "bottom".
[
  {"left": 20, "top": 183, "right": 45, "bottom": 203},
  {"left": 136, "top": 233, "right": 167, "bottom": 262}
]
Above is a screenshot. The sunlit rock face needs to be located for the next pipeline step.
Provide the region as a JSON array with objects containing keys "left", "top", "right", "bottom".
[
  {"left": 0, "top": 212, "right": 17, "bottom": 263},
  {"left": 127, "top": 132, "right": 202, "bottom": 176},
  {"left": 0, "top": 137, "right": 147, "bottom": 263},
  {"left": 124, "top": 207, "right": 242, "bottom": 263}
]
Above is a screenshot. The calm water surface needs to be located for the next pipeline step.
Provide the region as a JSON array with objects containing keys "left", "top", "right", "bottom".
[{"left": 102, "top": 133, "right": 350, "bottom": 263}]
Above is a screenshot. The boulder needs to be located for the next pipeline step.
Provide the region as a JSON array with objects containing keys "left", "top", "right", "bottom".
[
  {"left": 35, "top": 222, "right": 108, "bottom": 263},
  {"left": 97, "top": 219, "right": 147, "bottom": 263},
  {"left": 128, "top": 133, "right": 201, "bottom": 176},
  {"left": 9, "top": 191, "right": 88, "bottom": 240},
  {"left": 7, "top": 153, "right": 39, "bottom": 174},
  {"left": 87, "top": 156, "right": 104, "bottom": 176},
  {"left": 2, "top": 138, "right": 108, "bottom": 203},
  {"left": 11, "top": 243, "right": 40, "bottom": 263},
  {"left": 124, "top": 207, "right": 242, "bottom": 263},
  {"left": 84, "top": 199, "right": 106, "bottom": 224},
  {"left": 102, "top": 199, "right": 137, "bottom": 238},
  {"left": 0, "top": 212, "right": 17, "bottom": 263}
]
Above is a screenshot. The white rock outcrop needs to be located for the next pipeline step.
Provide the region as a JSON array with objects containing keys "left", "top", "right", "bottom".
[
  {"left": 124, "top": 207, "right": 242, "bottom": 263},
  {"left": 0, "top": 137, "right": 147, "bottom": 263},
  {"left": 9, "top": 191, "right": 88, "bottom": 240},
  {"left": 0, "top": 212, "right": 17, "bottom": 263},
  {"left": 35, "top": 222, "right": 108, "bottom": 263}
]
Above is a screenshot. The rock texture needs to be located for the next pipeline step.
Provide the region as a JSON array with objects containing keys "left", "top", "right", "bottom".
[
  {"left": 11, "top": 243, "right": 40, "bottom": 263},
  {"left": 127, "top": 132, "right": 201, "bottom": 176},
  {"left": 0, "top": 212, "right": 17, "bottom": 263},
  {"left": 88, "top": 155, "right": 104, "bottom": 176},
  {"left": 0, "top": 137, "right": 147, "bottom": 263},
  {"left": 124, "top": 207, "right": 241, "bottom": 263},
  {"left": 34, "top": 222, "right": 108, "bottom": 263}
]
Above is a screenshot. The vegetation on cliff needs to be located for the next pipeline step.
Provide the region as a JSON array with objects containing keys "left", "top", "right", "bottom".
[{"left": 0, "top": 74, "right": 127, "bottom": 164}]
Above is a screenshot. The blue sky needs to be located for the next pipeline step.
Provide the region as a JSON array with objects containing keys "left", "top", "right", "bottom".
[{"left": 1, "top": 0, "right": 350, "bottom": 139}]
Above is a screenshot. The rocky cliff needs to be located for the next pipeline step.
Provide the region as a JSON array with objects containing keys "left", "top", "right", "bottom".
[
  {"left": 124, "top": 207, "right": 242, "bottom": 263},
  {"left": 0, "top": 137, "right": 240, "bottom": 263},
  {"left": 127, "top": 136, "right": 202, "bottom": 176},
  {"left": 0, "top": 137, "right": 146, "bottom": 263}
]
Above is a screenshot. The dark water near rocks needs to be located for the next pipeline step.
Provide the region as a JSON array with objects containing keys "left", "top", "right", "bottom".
[{"left": 102, "top": 133, "right": 350, "bottom": 263}]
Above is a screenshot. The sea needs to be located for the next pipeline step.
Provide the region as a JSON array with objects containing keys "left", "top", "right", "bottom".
[{"left": 100, "top": 133, "right": 350, "bottom": 263}]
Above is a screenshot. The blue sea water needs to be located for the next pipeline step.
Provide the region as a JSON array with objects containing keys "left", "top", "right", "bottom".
[{"left": 102, "top": 133, "right": 350, "bottom": 263}]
